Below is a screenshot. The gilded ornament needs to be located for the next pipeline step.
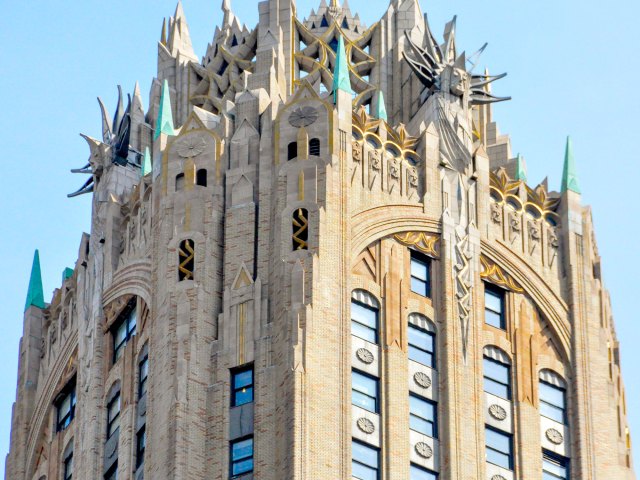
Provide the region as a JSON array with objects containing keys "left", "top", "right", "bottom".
[
  {"left": 414, "top": 442, "right": 433, "bottom": 459},
  {"left": 479, "top": 255, "right": 524, "bottom": 293},
  {"left": 356, "top": 348, "right": 374, "bottom": 365},
  {"left": 413, "top": 372, "right": 432, "bottom": 389},
  {"left": 394, "top": 232, "right": 440, "bottom": 259},
  {"left": 356, "top": 417, "right": 375, "bottom": 434},
  {"left": 488, "top": 404, "right": 507, "bottom": 421}
]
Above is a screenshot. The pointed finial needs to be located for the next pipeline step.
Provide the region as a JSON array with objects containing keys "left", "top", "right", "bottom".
[
  {"left": 142, "top": 147, "right": 152, "bottom": 176},
  {"left": 562, "top": 136, "right": 581, "bottom": 194},
  {"left": 161, "top": 18, "right": 167, "bottom": 45},
  {"left": 332, "top": 35, "right": 353, "bottom": 102},
  {"left": 155, "top": 79, "right": 176, "bottom": 140},
  {"left": 330, "top": 0, "right": 340, "bottom": 6},
  {"left": 515, "top": 153, "right": 527, "bottom": 182},
  {"left": 25, "top": 250, "right": 45, "bottom": 312},
  {"left": 376, "top": 90, "right": 388, "bottom": 122}
]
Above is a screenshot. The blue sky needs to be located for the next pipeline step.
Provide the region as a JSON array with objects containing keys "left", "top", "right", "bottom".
[{"left": 1, "top": 0, "right": 638, "bottom": 473}]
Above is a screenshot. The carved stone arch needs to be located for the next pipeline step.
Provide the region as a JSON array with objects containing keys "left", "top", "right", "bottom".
[
  {"left": 104, "top": 260, "right": 152, "bottom": 308},
  {"left": 483, "top": 344, "right": 512, "bottom": 365}
]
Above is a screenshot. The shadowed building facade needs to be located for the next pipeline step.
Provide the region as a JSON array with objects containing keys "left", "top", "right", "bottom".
[{"left": 5, "top": 1, "right": 636, "bottom": 479}]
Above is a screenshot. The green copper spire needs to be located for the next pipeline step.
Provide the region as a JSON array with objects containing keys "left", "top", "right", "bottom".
[
  {"left": 25, "top": 250, "right": 45, "bottom": 312},
  {"left": 561, "top": 136, "right": 581, "bottom": 194},
  {"left": 155, "top": 79, "right": 176, "bottom": 140},
  {"left": 62, "top": 268, "right": 74, "bottom": 283},
  {"left": 142, "top": 147, "right": 152, "bottom": 176},
  {"left": 515, "top": 153, "right": 527, "bottom": 182},
  {"left": 376, "top": 90, "right": 388, "bottom": 122},
  {"left": 332, "top": 35, "right": 353, "bottom": 102}
]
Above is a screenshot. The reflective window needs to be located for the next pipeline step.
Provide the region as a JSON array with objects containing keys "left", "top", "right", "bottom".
[
  {"left": 231, "top": 365, "right": 254, "bottom": 407},
  {"left": 113, "top": 306, "right": 137, "bottom": 363},
  {"left": 484, "top": 285, "right": 505, "bottom": 329},
  {"left": 486, "top": 427, "right": 513, "bottom": 470},
  {"left": 104, "top": 463, "right": 117, "bottom": 480},
  {"left": 540, "top": 381, "right": 567, "bottom": 424},
  {"left": 63, "top": 451, "right": 73, "bottom": 480},
  {"left": 56, "top": 380, "right": 76, "bottom": 432},
  {"left": 351, "top": 300, "right": 379, "bottom": 344},
  {"left": 543, "top": 452, "right": 569, "bottom": 480},
  {"left": 409, "top": 395, "right": 437, "bottom": 438},
  {"left": 410, "top": 464, "right": 437, "bottom": 480},
  {"left": 136, "top": 426, "right": 146, "bottom": 469},
  {"left": 483, "top": 356, "right": 511, "bottom": 400},
  {"left": 410, "top": 254, "right": 431, "bottom": 297},
  {"left": 138, "top": 353, "right": 149, "bottom": 399},
  {"left": 408, "top": 324, "right": 435, "bottom": 368},
  {"left": 309, "top": 138, "right": 321, "bottom": 156},
  {"left": 352, "top": 440, "right": 379, "bottom": 480},
  {"left": 352, "top": 370, "right": 379, "bottom": 414},
  {"left": 230, "top": 437, "right": 254, "bottom": 477},
  {"left": 106, "top": 392, "right": 121, "bottom": 439}
]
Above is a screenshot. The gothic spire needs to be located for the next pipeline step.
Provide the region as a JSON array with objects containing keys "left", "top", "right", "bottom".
[
  {"left": 562, "top": 136, "right": 581, "bottom": 194},
  {"left": 25, "top": 250, "right": 45, "bottom": 312},
  {"left": 155, "top": 79, "right": 176, "bottom": 140},
  {"left": 332, "top": 35, "right": 353, "bottom": 102},
  {"left": 376, "top": 90, "right": 388, "bottom": 121}
]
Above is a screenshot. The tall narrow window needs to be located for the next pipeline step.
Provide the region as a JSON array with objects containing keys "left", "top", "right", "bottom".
[
  {"left": 292, "top": 208, "right": 309, "bottom": 251},
  {"left": 352, "top": 370, "right": 379, "bottom": 414},
  {"left": 409, "top": 394, "right": 437, "bottom": 438},
  {"left": 485, "top": 427, "right": 513, "bottom": 470},
  {"left": 63, "top": 451, "right": 73, "bottom": 480},
  {"left": 410, "top": 253, "right": 431, "bottom": 297},
  {"left": 56, "top": 378, "right": 77, "bottom": 432},
  {"left": 175, "top": 173, "right": 185, "bottom": 191},
  {"left": 104, "top": 463, "right": 117, "bottom": 480},
  {"left": 483, "top": 356, "right": 511, "bottom": 400},
  {"left": 540, "top": 380, "right": 567, "bottom": 424},
  {"left": 410, "top": 464, "right": 437, "bottom": 480},
  {"left": 230, "top": 437, "right": 254, "bottom": 478},
  {"left": 543, "top": 451, "right": 569, "bottom": 480},
  {"left": 352, "top": 440, "right": 379, "bottom": 480},
  {"left": 106, "top": 392, "right": 121, "bottom": 439},
  {"left": 178, "top": 239, "right": 195, "bottom": 281},
  {"left": 113, "top": 304, "right": 137, "bottom": 363},
  {"left": 351, "top": 300, "right": 379, "bottom": 344},
  {"left": 136, "top": 426, "right": 146, "bottom": 469},
  {"left": 288, "top": 142, "right": 298, "bottom": 161},
  {"left": 408, "top": 323, "right": 435, "bottom": 368},
  {"left": 196, "top": 169, "right": 207, "bottom": 187},
  {"left": 231, "top": 365, "right": 254, "bottom": 407},
  {"left": 485, "top": 284, "right": 505, "bottom": 329},
  {"left": 138, "top": 353, "right": 149, "bottom": 399},
  {"left": 309, "top": 138, "right": 321, "bottom": 156}
]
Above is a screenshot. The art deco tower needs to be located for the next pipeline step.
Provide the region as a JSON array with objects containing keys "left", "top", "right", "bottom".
[{"left": 6, "top": 1, "right": 635, "bottom": 479}]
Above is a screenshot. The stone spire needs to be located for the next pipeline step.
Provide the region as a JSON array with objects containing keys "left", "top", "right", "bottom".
[
  {"left": 515, "top": 153, "right": 527, "bottom": 182},
  {"left": 222, "top": 0, "right": 235, "bottom": 28},
  {"left": 25, "top": 250, "right": 45, "bottom": 312},
  {"left": 376, "top": 90, "right": 388, "bottom": 121},
  {"left": 561, "top": 136, "right": 581, "bottom": 194},
  {"left": 155, "top": 79, "right": 176, "bottom": 140},
  {"left": 332, "top": 35, "right": 353, "bottom": 102},
  {"left": 142, "top": 147, "right": 152, "bottom": 176}
]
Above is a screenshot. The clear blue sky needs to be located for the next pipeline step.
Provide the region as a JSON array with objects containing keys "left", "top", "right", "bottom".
[{"left": 1, "top": 0, "right": 638, "bottom": 473}]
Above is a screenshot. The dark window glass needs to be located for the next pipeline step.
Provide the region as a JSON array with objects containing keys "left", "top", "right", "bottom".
[
  {"left": 352, "top": 370, "right": 379, "bottom": 414},
  {"left": 352, "top": 440, "right": 379, "bottom": 480},
  {"left": 231, "top": 365, "right": 254, "bottom": 407},
  {"left": 106, "top": 392, "right": 121, "bottom": 439},
  {"left": 485, "top": 427, "right": 513, "bottom": 470},
  {"left": 408, "top": 324, "right": 435, "bottom": 368},
  {"left": 309, "top": 138, "right": 321, "bottom": 156},
  {"left": 63, "top": 452, "right": 73, "bottom": 480},
  {"left": 410, "top": 464, "right": 437, "bottom": 480},
  {"left": 138, "top": 353, "right": 149, "bottom": 399},
  {"left": 485, "top": 285, "right": 505, "bottom": 329},
  {"left": 540, "top": 381, "right": 567, "bottom": 424},
  {"left": 483, "top": 357, "right": 511, "bottom": 400},
  {"left": 56, "top": 379, "right": 76, "bottom": 432},
  {"left": 104, "top": 463, "right": 117, "bottom": 480},
  {"left": 351, "top": 300, "right": 379, "bottom": 344},
  {"left": 410, "top": 254, "right": 431, "bottom": 297},
  {"left": 175, "top": 173, "right": 185, "bottom": 191},
  {"left": 409, "top": 395, "right": 437, "bottom": 438},
  {"left": 136, "top": 426, "right": 146, "bottom": 469},
  {"left": 288, "top": 142, "right": 298, "bottom": 160},
  {"left": 113, "top": 305, "right": 137, "bottom": 363},
  {"left": 196, "top": 169, "right": 207, "bottom": 187},
  {"left": 230, "top": 437, "right": 254, "bottom": 477},
  {"left": 543, "top": 452, "right": 569, "bottom": 480}
]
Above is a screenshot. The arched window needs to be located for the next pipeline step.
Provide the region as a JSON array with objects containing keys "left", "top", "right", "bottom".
[
  {"left": 292, "top": 209, "right": 309, "bottom": 251},
  {"left": 175, "top": 173, "right": 185, "bottom": 191},
  {"left": 351, "top": 290, "right": 380, "bottom": 345},
  {"left": 483, "top": 346, "right": 511, "bottom": 400},
  {"left": 288, "top": 142, "right": 298, "bottom": 161},
  {"left": 178, "top": 239, "right": 195, "bottom": 281},
  {"left": 539, "top": 370, "right": 567, "bottom": 424},
  {"left": 408, "top": 313, "right": 436, "bottom": 368},
  {"left": 309, "top": 138, "right": 321, "bottom": 157},
  {"left": 196, "top": 169, "right": 207, "bottom": 187}
]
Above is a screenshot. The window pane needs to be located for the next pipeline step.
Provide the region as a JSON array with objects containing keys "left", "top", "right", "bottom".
[
  {"left": 484, "top": 359, "right": 509, "bottom": 384},
  {"left": 352, "top": 462, "right": 378, "bottom": 480},
  {"left": 408, "top": 327, "right": 434, "bottom": 352},
  {"left": 351, "top": 302, "right": 378, "bottom": 329},
  {"left": 485, "top": 310, "right": 503, "bottom": 329},
  {"left": 115, "top": 323, "right": 127, "bottom": 346},
  {"left": 234, "top": 387, "right": 254, "bottom": 407},
  {"left": 543, "top": 458, "right": 568, "bottom": 479},
  {"left": 139, "top": 358, "right": 148, "bottom": 379},
  {"left": 411, "top": 258, "right": 428, "bottom": 281},
  {"left": 410, "top": 465, "right": 437, "bottom": 480},
  {"left": 485, "top": 290, "right": 502, "bottom": 313},
  {"left": 232, "top": 458, "right": 254, "bottom": 476},
  {"left": 411, "top": 278, "right": 428, "bottom": 297},
  {"left": 486, "top": 428, "right": 511, "bottom": 452},
  {"left": 234, "top": 370, "right": 253, "bottom": 389},
  {"left": 486, "top": 448, "right": 511, "bottom": 470},
  {"left": 540, "top": 402, "right": 565, "bottom": 424},
  {"left": 540, "top": 382, "right": 565, "bottom": 409},
  {"left": 353, "top": 372, "right": 377, "bottom": 396},
  {"left": 484, "top": 378, "right": 510, "bottom": 399},
  {"left": 408, "top": 346, "right": 433, "bottom": 367},
  {"left": 409, "top": 396, "right": 435, "bottom": 437},
  {"left": 353, "top": 440, "right": 379, "bottom": 479},
  {"left": 351, "top": 321, "right": 377, "bottom": 344}
]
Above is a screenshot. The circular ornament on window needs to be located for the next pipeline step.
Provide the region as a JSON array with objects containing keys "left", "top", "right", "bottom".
[
  {"left": 414, "top": 442, "right": 433, "bottom": 459},
  {"left": 413, "top": 372, "right": 432, "bottom": 389},
  {"left": 176, "top": 135, "right": 207, "bottom": 158},
  {"left": 356, "top": 417, "right": 375, "bottom": 434},
  {"left": 488, "top": 404, "right": 507, "bottom": 421},
  {"left": 289, "top": 106, "right": 319, "bottom": 127},
  {"left": 546, "top": 428, "right": 564, "bottom": 445},
  {"left": 356, "top": 348, "right": 374, "bottom": 365},
  {"left": 491, "top": 475, "right": 507, "bottom": 480}
]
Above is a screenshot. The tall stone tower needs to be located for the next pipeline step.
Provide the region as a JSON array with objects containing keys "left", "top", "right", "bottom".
[{"left": 6, "top": 1, "right": 635, "bottom": 479}]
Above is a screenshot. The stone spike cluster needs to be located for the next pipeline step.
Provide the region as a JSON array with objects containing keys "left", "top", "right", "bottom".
[{"left": 6, "top": 1, "right": 634, "bottom": 480}]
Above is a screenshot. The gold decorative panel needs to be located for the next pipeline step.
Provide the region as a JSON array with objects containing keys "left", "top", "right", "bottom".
[
  {"left": 480, "top": 255, "right": 524, "bottom": 293},
  {"left": 394, "top": 232, "right": 440, "bottom": 259}
]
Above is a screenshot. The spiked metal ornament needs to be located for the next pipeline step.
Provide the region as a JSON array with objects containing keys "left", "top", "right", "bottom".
[{"left": 402, "top": 16, "right": 510, "bottom": 106}]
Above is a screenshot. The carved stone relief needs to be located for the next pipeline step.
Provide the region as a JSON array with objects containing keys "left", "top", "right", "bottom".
[
  {"left": 415, "top": 442, "right": 433, "bottom": 459},
  {"left": 356, "top": 348, "right": 374, "bottom": 365},
  {"left": 356, "top": 418, "right": 375, "bottom": 434},
  {"left": 413, "top": 372, "right": 432, "bottom": 389},
  {"left": 488, "top": 404, "right": 507, "bottom": 421},
  {"left": 546, "top": 428, "right": 564, "bottom": 445}
]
